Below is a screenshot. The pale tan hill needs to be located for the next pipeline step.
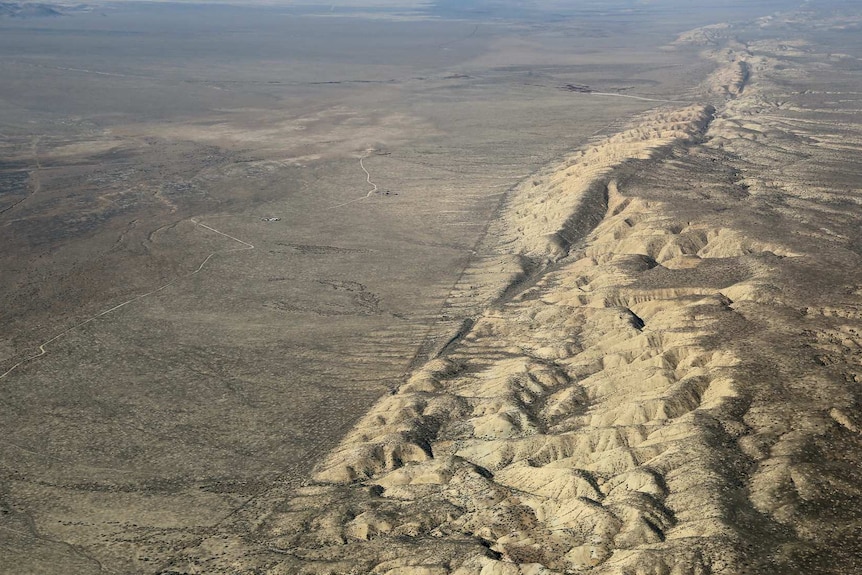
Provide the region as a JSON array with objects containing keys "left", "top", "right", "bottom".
[{"left": 158, "top": 7, "right": 862, "bottom": 575}]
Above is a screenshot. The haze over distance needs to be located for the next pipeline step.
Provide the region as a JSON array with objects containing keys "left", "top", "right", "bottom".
[{"left": 1, "top": 0, "right": 861, "bottom": 574}]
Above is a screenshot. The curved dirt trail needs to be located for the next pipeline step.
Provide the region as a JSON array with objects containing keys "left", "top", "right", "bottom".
[
  {"left": 328, "top": 150, "right": 379, "bottom": 209},
  {"left": 0, "top": 218, "right": 254, "bottom": 380},
  {"left": 359, "top": 154, "right": 378, "bottom": 197}
]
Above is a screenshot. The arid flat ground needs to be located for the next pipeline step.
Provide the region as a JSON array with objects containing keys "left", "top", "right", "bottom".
[{"left": 2, "top": 1, "right": 861, "bottom": 574}]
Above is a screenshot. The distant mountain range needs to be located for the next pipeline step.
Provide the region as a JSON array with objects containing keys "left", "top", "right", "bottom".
[{"left": 0, "top": 1, "right": 89, "bottom": 18}]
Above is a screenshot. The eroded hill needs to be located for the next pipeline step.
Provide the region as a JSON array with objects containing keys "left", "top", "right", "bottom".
[{"left": 166, "top": 6, "right": 862, "bottom": 574}]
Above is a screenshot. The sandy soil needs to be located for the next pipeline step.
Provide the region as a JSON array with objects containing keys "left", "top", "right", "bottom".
[{"left": 2, "top": 1, "right": 862, "bottom": 574}]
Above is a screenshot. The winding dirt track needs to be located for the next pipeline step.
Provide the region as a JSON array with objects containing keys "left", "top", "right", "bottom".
[
  {"left": 0, "top": 218, "right": 254, "bottom": 380},
  {"left": 328, "top": 150, "right": 379, "bottom": 209}
]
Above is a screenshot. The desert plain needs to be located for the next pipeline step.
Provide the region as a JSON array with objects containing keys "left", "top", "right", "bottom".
[{"left": 1, "top": 0, "right": 862, "bottom": 574}]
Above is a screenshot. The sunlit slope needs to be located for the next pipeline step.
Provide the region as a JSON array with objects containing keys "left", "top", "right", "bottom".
[{"left": 207, "top": 10, "right": 862, "bottom": 575}]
